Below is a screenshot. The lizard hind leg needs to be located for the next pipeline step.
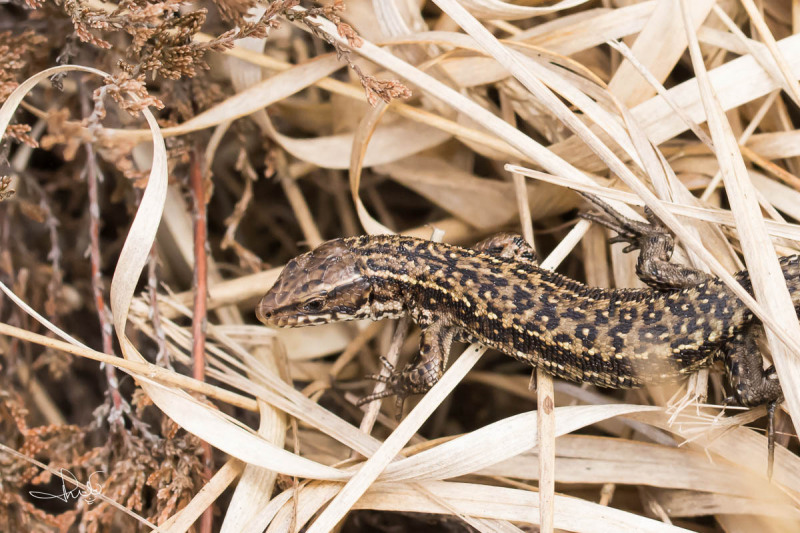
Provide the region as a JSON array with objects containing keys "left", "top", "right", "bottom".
[
  {"left": 579, "top": 192, "right": 712, "bottom": 290},
  {"left": 721, "top": 328, "right": 783, "bottom": 407},
  {"left": 473, "top": 233, "right": 539, "bottom": 265},
  {"left": 721, "top": 326, "right": 783, "bottom": 478}
]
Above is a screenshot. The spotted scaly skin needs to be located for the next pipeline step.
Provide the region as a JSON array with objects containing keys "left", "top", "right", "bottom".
[{"left": 257, "top": 198, "right": 792, "bottom": 410}]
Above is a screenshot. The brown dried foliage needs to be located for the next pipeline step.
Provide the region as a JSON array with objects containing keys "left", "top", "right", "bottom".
[
  {"left": 0, "top": 30, "right": 48, "bottom": 147},
  {"left": 0, "top": 388, "right": 206, "bottom": 531},
  {"left": 0, "top": 30, "right": 48, "bottom": 103},
  {"left": 211, "top": 0, "right": 258, "bottom": 25},
  {"left": 0, "top": 391, "right": 84, "bottom": 532},
  {"left": 289, "top": 1, "right": 412, "bottom": 106},
  {"left": 0, "top": 176, "right": 15, "bottom": 201},
  {"left": 0, "top": 0, "right": 425, "bottom": 529},
  {"left": 80, "top": 410, "right": 205, "bottom": 530}
]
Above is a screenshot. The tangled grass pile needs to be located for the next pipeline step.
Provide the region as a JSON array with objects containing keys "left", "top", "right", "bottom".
[{"left": 1, "top": 0, "right": 799, "bottom": 531}]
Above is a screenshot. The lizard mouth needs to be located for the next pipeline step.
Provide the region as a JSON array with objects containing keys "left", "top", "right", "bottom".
[
  {"left": 256, "top": 298, "right": 298, "bottom": 327},
  {"left": 256, "top": 299, "right": 334, "bottom": 328},
  {"left": 257, "top": 311, "right": 300, "bottom": 328}
]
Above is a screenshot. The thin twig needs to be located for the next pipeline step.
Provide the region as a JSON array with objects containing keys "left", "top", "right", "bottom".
[
  {"left": 147, "top": 248, "right": 171, "bottom": 369},
  {"left": 85, "top": 141, "right": 124, "bottom": 428},
  {"left": 189, "top": 148, "right": 214, "bottom": 533},
  {"left": 0, "top": 320, "right": 259, "bottom": 411}
]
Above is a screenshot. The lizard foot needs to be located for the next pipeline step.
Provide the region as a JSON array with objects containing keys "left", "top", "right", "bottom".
[
  {"left": 767, "top": 400, "right": 777, "bottom": 480},
  {"left": 357, "top": 357, "right": 433, "bottom": 419},
  {"left": 720, "top": 395, "right": 780, "bottom": 481},
  {"left": 578, "top": 192, "right": 669, "bottom": 253},
  {"left": 578, "top": 192, "right": 711, "bottom": 289}
]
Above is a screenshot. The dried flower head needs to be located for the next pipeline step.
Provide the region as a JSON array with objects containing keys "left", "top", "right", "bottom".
[
  {"left": 3, "top": 124, "right": 38, "bottom": 148},
  {"left": 0, "top": 30, "right": 47, "bottom": 102},
  {"left": 0, "top": 176, "right": 15, "bottom": 201},
  {"left": 59, "top": 0, "right": 113, "bottom": 49},
  {"left": 211, "top": 0, "right": 258, "bottom": 24},
  {"left": 360, "top": 73, "right": 413, "bottom": 106},
  {"left": 96, "top": 72, "right": 165, "bottom": 116},
  {"left": 288, "top": 3, "right": 413, "bottom": 107}
]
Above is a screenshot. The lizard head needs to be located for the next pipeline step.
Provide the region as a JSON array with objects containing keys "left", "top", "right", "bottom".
[{"left": 256, "top": 238, "right": 372, "bottom": 327}]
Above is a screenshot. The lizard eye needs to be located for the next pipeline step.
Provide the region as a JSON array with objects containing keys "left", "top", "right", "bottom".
[{"left": 302, "top": 297, "right": 325, "bottom": 312}]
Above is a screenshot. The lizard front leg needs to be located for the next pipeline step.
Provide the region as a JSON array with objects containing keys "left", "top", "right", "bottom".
[
  {"left": 579, "top": 193, "right": 713, "bottom": 290},
  {"left": 358, "top": 318, "right": 457, "bottom": 407}
]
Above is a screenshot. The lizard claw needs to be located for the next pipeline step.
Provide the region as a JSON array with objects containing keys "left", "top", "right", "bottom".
[
  {"left": 356, "top": 381, "right": 409, "bottom": 421},
  {"left": 357, "top": 355, "right": 436, "bottom": 420},
  {"left": 361, "top": 356, "right": 398, "bottom": 385},
  {"left": 719, "top": 396, "right": 777, "bottom": 480},
  {"left": 356, "top": 385, "right": 399, "bottom": 406},
  {"left": 721, "top": 395, "right": 736, "bottom": 408},
  {"left": 607, "top": 235, "right": 641, "bottom": 253},
  {"left": 578, "top": 192, "right": 669, "bottom": 254},
  {"left": 357, "top": 357, "right": 411, "bottom": 419}
]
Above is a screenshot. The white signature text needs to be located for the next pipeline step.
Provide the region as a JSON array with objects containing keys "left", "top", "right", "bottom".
[{"left": 29, "top": 469, "right": 104, "bottom": 504}]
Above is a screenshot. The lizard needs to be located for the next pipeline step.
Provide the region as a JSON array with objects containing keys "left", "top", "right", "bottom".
[{"left": 256, "top": 194, "right": 792, "bottom": 473}]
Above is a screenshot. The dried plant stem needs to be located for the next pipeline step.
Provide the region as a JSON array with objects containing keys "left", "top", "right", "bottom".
[
  {"left": 189, "top": 148, "right": 214, "bottom": 533},
  {"left": 148, "top": 248, "right": 171, "bottom": 369},
  {"left": 740, "top": 144, "right": 800, "bottom": 192},
  {"left": 190, "top": 149, "right": 209, "bottom": 384},
  {"left": 329, "top": 169, "right": 360, "bottom": 237},
  {"left": 503, "top": 90, "right": 555, "bottom": 531},
  {"left": 85, "top": 141, "right": 124, "bottom": 428},
  {"left": 0, "top": 321, "right": 259, "bottom": 411},
  {"left": 535, "top": 366, "right": 555, "bottom": 533},
  {"left": 276, "top": 149, "right": 323, "bottom": 248}
]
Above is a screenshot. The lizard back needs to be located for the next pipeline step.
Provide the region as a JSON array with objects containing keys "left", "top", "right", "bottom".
[{"left": 352, "top": 235, "right": 753, "bottom": 388}]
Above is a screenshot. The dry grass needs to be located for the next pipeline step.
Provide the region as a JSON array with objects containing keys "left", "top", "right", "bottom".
[{"left": 2, "top": 0, "right": 800, "bottom": 531}]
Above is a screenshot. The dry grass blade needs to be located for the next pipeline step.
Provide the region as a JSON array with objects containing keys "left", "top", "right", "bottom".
[
  {"left": 459, "top": 0, "right": 589, "bottom": 20},
  {"left": 0, "top": 68, "right": 348, "bottom": 482},
  {"left": 3, "top": 1, "right": 800, "bottom": 531},
  {"left": 379, "top": 404, "right": 658, "bottom": 482},
  {"left": 355, "top": 481, "right": 693, "bottom": 532},
  {"left": 679, "top": 0, "right": 800, "bottom": 455},
  {"left": 304, "top": 345, "right": 488, "bottom": 532}
]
